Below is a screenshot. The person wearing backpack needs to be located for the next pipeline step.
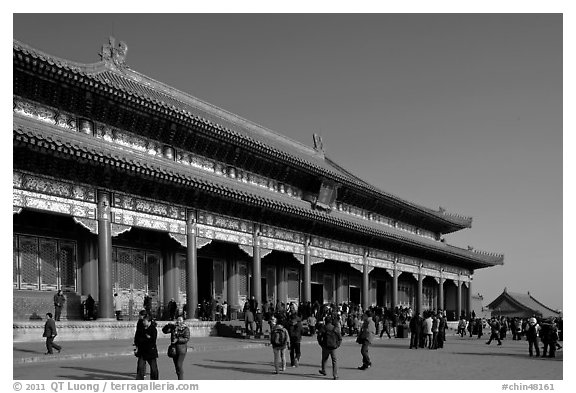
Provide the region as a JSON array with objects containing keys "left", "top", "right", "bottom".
[
  {"left": 287, "top": 314, "right": 303, "bottom": 367},
  {"left": 317, "top": 316, "right": 342, "bottom": 380},
  {"left": 270, "top": 317, "right": 290, "bottom": 374}
]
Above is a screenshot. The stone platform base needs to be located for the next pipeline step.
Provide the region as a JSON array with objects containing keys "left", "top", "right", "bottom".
[{"left": 13, "top": 320, "right": 218, "bottom": 343}]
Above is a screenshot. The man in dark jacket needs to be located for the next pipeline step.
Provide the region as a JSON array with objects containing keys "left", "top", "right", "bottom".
[
  {"left": 409, "top": 313, "right": 422, "bottom": 349},
  {"left": 287, "top": 314, "right": 303, "bottom": 367},
  {"left": 135, "top": 315, "right": 159, "bottom": 380},
  {"left": 486, "top": 318, "right": 502, "bottom": 346},
  {"left": 53, "top": 290, "right": 65, "bottom": 321},
  {"left": 317, "top": 316, "right": 342, "bottom": 380},
  {"left": 43, "top": 312, "right": 62, "bottom": 354}
]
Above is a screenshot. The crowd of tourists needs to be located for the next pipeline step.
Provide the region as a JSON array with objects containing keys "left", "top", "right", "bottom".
[{"left": 46, "top": 289, "right": 563, "bottom": 379}]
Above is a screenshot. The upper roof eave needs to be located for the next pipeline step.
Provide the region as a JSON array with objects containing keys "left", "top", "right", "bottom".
[{"left": 14, "top": 39, "right": 473, "bottom": 232}]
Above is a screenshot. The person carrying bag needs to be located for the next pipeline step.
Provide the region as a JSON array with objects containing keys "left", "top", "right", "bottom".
[{"left": 162, "top": 317, "right": 190, "bottom": 380}]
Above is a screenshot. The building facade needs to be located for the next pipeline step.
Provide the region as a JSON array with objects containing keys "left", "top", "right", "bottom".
[{"left": 13, "top": 38, "right": 504, "bottom": 321}]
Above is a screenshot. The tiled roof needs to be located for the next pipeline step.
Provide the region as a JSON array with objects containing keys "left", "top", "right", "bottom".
[
  {"left": 13, "top": 39, "right": 472, "bottom": 231},
  {"left": 13, "top": 115, "right": 501, "bottom": 268},
  {"left": 488, "top": 291, "right": 560, "bottom": 317}
]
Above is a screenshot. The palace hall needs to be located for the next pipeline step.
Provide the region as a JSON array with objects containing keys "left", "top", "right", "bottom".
[{"left": 13, "top": 38, "right": 504, "bottom": 322}]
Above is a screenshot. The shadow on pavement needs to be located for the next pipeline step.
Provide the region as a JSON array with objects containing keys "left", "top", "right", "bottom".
[
  {"left": 58, "top": 366, "right": 135, "bottom": 380},
  {"left": 194, "top": 363, "right": 325, "bottom": 379}
]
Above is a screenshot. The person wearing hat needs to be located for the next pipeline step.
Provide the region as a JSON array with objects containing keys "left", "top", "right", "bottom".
[
  {"left": 525, "top": 317, "right": 540, "bottom": 357},
  {"left": 287, "top": 313, "right": 303, "bottom": 367}
]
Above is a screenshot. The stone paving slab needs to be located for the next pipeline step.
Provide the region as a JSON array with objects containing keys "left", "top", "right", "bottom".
[{"left": 13, "top": 334, "right": 562, "bottom": 380}]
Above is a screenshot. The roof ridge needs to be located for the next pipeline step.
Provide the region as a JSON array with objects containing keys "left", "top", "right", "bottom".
[{"left": 13, "top": 38, "right": 474, "bottom": 232}]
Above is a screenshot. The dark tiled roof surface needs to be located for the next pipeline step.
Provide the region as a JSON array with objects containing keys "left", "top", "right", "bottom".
[
  {"left": 488, "top": 291, "right": 560, "bottom": 317},
  {"left": 13, "top": 39, "right": 473, "bottom": 231},
  {"left": 13, "top": 115, "right": 502, "bottom": 268}
]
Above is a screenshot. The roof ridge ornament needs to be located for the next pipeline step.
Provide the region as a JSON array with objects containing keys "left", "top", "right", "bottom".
[
  {"left": 312, "top": 133, "right": 325, "bottom": 157},
  {"left": 99, "top": 36, "right": 128, "bottom": 69}
]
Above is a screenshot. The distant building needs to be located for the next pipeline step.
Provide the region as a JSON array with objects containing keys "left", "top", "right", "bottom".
[{"left": 487, "top": 288, "right": 561, "bottom": 319}]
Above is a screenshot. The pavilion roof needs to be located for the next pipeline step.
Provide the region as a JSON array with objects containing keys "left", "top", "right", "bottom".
[
  {"left": 487, "top": 290, "right": 560, "bottom": 317},
  {"left": 13, "top": 39, "right": 472, "bottom": 233}
]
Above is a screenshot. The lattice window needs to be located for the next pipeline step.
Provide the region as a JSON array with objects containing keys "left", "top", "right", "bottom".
[
  {"left": 147, "top": 253, "right": 160, "bottom": 295},
  {"left": 398, "top": 280, "right": 414, "bottom": 307},
  {"left": 324, "top": 274, "right": 334, "bottom": 303},
  {"left": 117, "top": 248, "right": 132, "bottom": 289},
  {"left": 13, "top": 236, "right": 18, "bottom": 288},
  {"left": 266, "top": 267, "right": 275, "bottom": 303},
  {"left": 287, "top": 269, "right": 299, "bottom": 299},
  {"left": 177, "top": 254, "right": 187, "bottom": 294},
  {"left": 238, "top": 262, "right": 248, "bottom": 297},
  {"left": 133, "top": 251, "right": 146, "bottom": 290},
  {"left": 59, "top": 241, "right": 76, "bottom": 291},
  {"left": 39, "top": 239, "right": 58, "bottom": 291},
  {"left": 214, "top": 261, "right": 224, "bottom": 297},
  {"left": 341, "top": 275, "right": 349, "bottom": 302}
]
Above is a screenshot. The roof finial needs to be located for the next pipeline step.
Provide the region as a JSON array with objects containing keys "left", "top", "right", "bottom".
[
  {"left": 313, "top": 133, "right": 325, "bottom": 156},
  {"left": 99, "top": 36, "right": 128, "bottom": 69}
]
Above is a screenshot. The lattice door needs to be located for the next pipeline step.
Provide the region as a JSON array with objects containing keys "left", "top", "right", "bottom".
[
  {"left": 266, "top": 266, "right": 276, "bottom": 304},
  {"left": 131, "top": 251, "right": 146, "bottom": 319},
  {"left": 147, "top": 253, "right": 160, "bottom": 315},
  {"left": 13, "top": 235, "right": 18, "bottom": 288},
  {"left": 177, "top": 253, "right": 187, "bottom": 306},
  {"left": 114, "top": 247, "right": 133, "bottom": 319},
  {"left": 323, "top": 273, "right": 334, "bottom": 303},
  {"left": 39, "top": 239, "right": 58, "bottom": 291},
  {"left": 286, "top": 268, "right": 300, "bottom": 304},
  {"left": 59, "top": 241, "right": 76, "bottom": 292}
]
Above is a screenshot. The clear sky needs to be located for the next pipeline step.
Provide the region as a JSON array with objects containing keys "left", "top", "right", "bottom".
[{"left": 12, "top": 13, "right": 563, "bottom": 310}]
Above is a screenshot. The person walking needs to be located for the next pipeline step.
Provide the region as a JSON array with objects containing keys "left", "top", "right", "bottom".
[
  {"left": 317, "top": 316, "right": 342, "bottom": 380},
  {"left": 42, "top": 312, "right": 62, "bottom": 355},
  {"left": 53, "top": 290, "right": 65, "bottom": 321},
  {"left": 486, "top": 317, "right": 502, "bottom": 346},
  {"left": 287, "top": 313, "right": 303, "bottom": 367},
  {"left": 162, "top": 317, "right": 190, "bottom": 380},
  {"left": 244, "top": 307, "right": 255, "bottom": 335},
  {"left": 135, "top": 315, "right": 159, "bottom": 380},
  {"left": 356, "top": 310, "right": 376, "bottom": 370},
  {"left": 270, "top": 317, "right": 290, "bottom": 374}
]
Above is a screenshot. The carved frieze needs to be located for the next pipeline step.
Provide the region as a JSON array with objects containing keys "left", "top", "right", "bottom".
[
  {"left": 111, "top": 224, "right": 132, "bottom": 237},
  {"left": 421, "top": 267, "right": 441, "bottom": 278},
  {"left": 350, "top": 264, "right": 364, "bottom": 273},
  {"left": 197, "top": 238, "right": 213, "bottom": 249},
  {"left": 197, "top": 211, "right": 251, "bottom": 233},
  {"left": 238, "top": 245, "right": 253, "bottom": 258},
  {"left": 261, "top": 225, "right": 306, "bottom": 244},
  {"left": 14, "top": 171, "right": 97, "bottom": 203},
  {"left": 260, "top": 237, "right": 305, "bottom": 255},
  {"left": 112, "top": 208, "right": 186, "bottom": 234},
  {"left": 311, "top": 236, "right": 363, "bottom": 256},
  {"left": 309, "top": 246, "right": 363, "bottom": 265},
  {"left": 197, "top": 224, "right": 253, "bottom": 246},
  {"left": 397, "top": 263, "right": 419, "bottom": 275},
  {"left": 367, "top": 257, "right": 395, "bottom": 270},
  {"left": 113, "top": 194, "right": 185, "bottom": 220},
  {"left": 169, "top": 233, "right": 187, "bottom": 247},
  {"left": 14, "top": 189, "right": 97, "bottom": 219},
  {"left": 13, "top": 207, "right": 22, "bottom": 215},
  {"left": 73, "top": 217, "right": 98, "bottom": 234}
]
